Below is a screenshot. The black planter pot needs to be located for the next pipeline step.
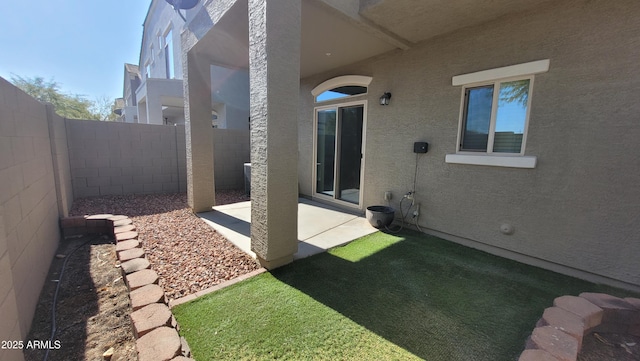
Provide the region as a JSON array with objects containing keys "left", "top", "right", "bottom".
[{"left": 366, "top": 206, "right": 395, "bottom": 228}]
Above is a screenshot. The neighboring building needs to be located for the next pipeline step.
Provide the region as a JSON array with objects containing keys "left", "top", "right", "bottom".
[
  {"left": 114, "top": 63, "right": 140, "bottom": 123},
  {"left": 120, "top": 0, "right": 250, "bottom": 128},
  {"left": 135, "top": 0, "right": 189, "bottom": 125},
  {"left": 182, "top": 0, "right": 640, "bottom": 290}
]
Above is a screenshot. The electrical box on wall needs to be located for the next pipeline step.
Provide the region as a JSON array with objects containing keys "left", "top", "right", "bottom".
[{"left": 413, "top": 141, "right": 428, "bottom": 153}]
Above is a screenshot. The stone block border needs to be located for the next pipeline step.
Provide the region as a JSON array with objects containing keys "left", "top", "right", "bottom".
[
  {"left": 169, "top": 267, "right": 267, "bottom": 309},
  {"left": 60, "top": 215, "right": 194, "bottom": 361},
  {"left": 63, "top": 215, "right": 640, "bottom": 361},
  {"left": 519, "top": 293, "right": 640, "bottom": 361}
]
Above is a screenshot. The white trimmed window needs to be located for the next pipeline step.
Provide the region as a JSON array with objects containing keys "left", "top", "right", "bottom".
[
  {"left": 446, "top": 60, "right": 549, "bottom": 168},
  {"left": 460, "top": 78, "right": 531, "bottom": 154}
]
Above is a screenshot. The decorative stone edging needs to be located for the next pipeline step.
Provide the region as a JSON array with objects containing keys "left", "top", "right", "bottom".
[
  {"left": 519, "top": 292, "right": 640, "bottom": 361},
  {"left": 62, "top": 216, "right": 640, "bottom": 361},
  {"left": 60, "top": 214, "right": 194, "bottom": 361},
  {"left": 168, "top": 267, "right": 267, "bottom": 309}
]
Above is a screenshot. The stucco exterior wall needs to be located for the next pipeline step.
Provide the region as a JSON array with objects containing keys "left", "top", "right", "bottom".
[
  {"left": 136, "top": 78, "right": 184, "bottom": 125},
  {"left": 67, "top": 120, "right": 187, "bottom": 198},
  {"left": 121, "top": 106, "right": 138, "bottom": 123},
  {"left": 0, "top": 78, "right": 62, "bottom": 361},
  {"left": 123, "top": 67, "right": 140, "bottom": 107},
  {"left": 140, "top": 0, "right": 185, "bottom": 82},
  {"left": 299, "top": 0, "right": 640, "bottom": 288}
]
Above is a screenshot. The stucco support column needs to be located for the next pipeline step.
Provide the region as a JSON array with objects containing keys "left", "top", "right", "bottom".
[
  {"left": 184, "top": 49, "right": 215, "bottom": 212},
  {"left": 138, "top": 101, "right": 148, "bottom": 124},
  {"left": 249, "top": 0, "right": 301, "bottom": 269},
  {"left": 146, "top": 91, "right": 164, "bottom": 125}
]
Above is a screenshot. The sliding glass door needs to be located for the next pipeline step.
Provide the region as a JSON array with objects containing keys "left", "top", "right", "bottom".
[{"left": 315, "top": 103, "right": 365, "bottom": 206}]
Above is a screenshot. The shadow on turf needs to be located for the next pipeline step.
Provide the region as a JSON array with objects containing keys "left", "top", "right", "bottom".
[{"left": 270, "top": 230, "right": 626, "bottom": 360}]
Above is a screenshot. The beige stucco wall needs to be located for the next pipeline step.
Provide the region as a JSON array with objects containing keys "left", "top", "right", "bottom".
[
  {"left": 299, "top": 0, "right": 640, "bottom": 289},
  {"left": 136, "top": 78, "right": 184, "bottom": 125},
  {"left": 0, "top": 78, "right": 63, "bottom": 361}
]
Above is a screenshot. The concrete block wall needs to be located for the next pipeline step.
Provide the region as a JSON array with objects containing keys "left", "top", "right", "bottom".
[
  {"left": 0, "top": 78, "right": 63, "bottom": 361},
  {"left": 0, "top": 77, "right": 248, "bottom": 360},
  {"left": 66, "top": 120, "right": 188, "bottom": 198},
  {"left": 66, "top": 121, "right": 248, "bottom": 198},
  {"left": 212, "top": 128, "right": 250, "bottom": 190},
  {"left": 45, "top": 104, "right": 73, "bottom": 217}
]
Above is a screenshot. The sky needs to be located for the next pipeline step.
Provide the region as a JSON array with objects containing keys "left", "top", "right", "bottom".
[{"left": 0, "top": 0, "right": 151, "bottom": 102}]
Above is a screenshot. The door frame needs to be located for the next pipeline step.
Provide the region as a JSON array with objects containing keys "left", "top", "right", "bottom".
[{"left": 312, "top": 99, "right": 367, "bottom": 210}]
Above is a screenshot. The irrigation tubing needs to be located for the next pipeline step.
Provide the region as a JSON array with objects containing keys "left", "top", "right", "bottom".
[
  {"left": 386, "top": 152, "right": 424, "bottom": 233},
  {"left": 43, "top": 236, "right": 100, "bottom": 361},
  {"left": 385, "top": 196, "right": 413, "bottom": 233}
]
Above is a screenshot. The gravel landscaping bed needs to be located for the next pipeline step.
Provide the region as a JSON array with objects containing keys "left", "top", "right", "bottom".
[{"left": 69, "top": 190, "right": 261, "bottom": 301}]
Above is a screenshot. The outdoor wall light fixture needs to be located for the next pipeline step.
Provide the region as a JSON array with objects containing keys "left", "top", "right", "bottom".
[{"left": 379, "top": 92, "right": 392, "bottom": 106}]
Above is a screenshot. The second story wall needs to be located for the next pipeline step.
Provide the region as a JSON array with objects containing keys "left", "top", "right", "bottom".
[
  {"left": 123, "top": 64, "right": 141, "bottom": 107},
  {"left": 139, "top": 0, "right": 188, "bottom": 84}
]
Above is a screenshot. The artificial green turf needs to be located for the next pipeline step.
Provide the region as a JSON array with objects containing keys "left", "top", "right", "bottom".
[{"left": 172, "top": 230, "right": 635, "bottom": 361}]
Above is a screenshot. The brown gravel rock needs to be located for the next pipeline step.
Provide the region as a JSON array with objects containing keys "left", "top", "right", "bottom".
[{"left": 70, "top": 191, "right": 259, "bottom": 300}]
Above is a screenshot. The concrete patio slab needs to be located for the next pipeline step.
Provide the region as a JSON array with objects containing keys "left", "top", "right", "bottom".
[{"left": 197, "top": 198, "right": 377, "bottom": 260}]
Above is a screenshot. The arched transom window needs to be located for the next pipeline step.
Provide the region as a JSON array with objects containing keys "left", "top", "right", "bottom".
[{"left": 312, "top": 75, "right": 372, "bottom": 103}]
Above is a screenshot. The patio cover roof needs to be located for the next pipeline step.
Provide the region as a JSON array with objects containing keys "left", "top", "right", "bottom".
[{"left": 183, "top": 0, "right": 552, "bottom": 79}]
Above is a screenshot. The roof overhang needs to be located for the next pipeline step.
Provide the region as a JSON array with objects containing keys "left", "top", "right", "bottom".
[{"left": 184, "top": 0, "right": 554, "bottom": 79}]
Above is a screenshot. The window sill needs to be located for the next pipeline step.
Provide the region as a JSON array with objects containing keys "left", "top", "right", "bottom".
[{"left": 445, "top": 154, "right": 537, "bottom": 169}]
